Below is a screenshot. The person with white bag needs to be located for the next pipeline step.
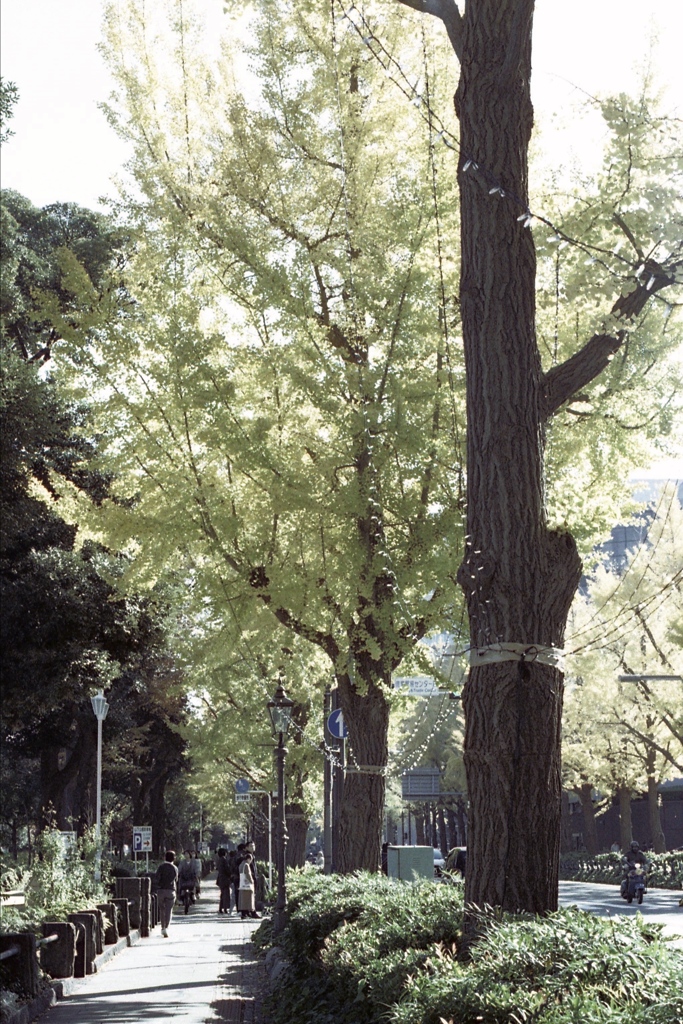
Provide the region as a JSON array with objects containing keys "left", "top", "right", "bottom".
[{"left": 238, "top": 852, "right": 258, "bottom": 919}]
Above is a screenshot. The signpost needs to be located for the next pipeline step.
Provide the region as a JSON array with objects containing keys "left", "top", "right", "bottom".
[
  {"left": 326, "top": 708, "right": 349, "bottom": 739},
  {"left": 133, "top": 826, "right": 152, "bottom": 873},
  {"left": 394, "top": 676, "right": 442, "bottom": 697},
  {"left": 234, "top": 780, "right": 273, "bottom": 890}
]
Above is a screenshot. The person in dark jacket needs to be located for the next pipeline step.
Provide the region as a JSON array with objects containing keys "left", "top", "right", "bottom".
[
  {"left": 216, "top": 848, "right": 232, "bottom": 914},
  {"left": 154, "top": 850, "right": 178, "bottom": 937},
  {"left": 620, "top": 841, "right": 650, "bottom": 897},
  {"left": 226, "top": 850, "right": 239, "bottom": 913}
]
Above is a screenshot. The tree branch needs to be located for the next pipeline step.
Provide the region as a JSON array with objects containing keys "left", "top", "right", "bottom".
[
  {"left": 395, "top": 0, "right": 463, "bottom": 60},
  {"left": 248, "top": 565, "right": 341, "bottom": 663},
  {"left": 542, "top": 332, "right": 623, "bottom": 419},
  {"left": 617, "top": 719, "right": 683, "bottom": 774},
  {"left": 541, "top": 258, "right": 680, "bottom": 419}
]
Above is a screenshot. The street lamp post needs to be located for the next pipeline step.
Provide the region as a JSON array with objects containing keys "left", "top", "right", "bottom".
[
  {"left": 90, "top": 690, "right": 110, "bottom": 884},
  {"left": 268, "top": 677, "right": 294, "bottom": 935}
]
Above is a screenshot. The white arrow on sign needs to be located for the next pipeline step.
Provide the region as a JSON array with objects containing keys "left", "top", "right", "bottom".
[{"left": 327, "top": 708, "right": 349, "bottom": 739}]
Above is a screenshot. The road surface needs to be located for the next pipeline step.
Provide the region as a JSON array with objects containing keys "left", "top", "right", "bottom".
[{"left": 558, "top": 879, "right": 683, "bottom": 948}]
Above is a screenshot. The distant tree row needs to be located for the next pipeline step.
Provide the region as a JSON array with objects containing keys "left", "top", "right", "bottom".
[{"left": 0, "top": 176, "right": 193, "bottom": 857}]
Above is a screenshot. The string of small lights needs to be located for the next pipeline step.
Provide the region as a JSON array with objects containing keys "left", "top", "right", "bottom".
[{"left": 388, "top": 690, "right": 461, "bottom": 774}]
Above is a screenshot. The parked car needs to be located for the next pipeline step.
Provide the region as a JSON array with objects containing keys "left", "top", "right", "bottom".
[{"left": 433, "top": 848, "right": 445, "bottom": 875}]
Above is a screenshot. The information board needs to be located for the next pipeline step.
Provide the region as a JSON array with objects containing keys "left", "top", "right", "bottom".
[{"left": 133, "top": 826, "right": 153, "bottom": 852}]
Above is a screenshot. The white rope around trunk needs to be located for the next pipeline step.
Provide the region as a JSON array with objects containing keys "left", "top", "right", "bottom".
[{"left": 469, "top": 643, "right": 564, "bottom": 670}]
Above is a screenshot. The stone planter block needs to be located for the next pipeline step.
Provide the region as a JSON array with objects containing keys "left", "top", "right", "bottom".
[
  {"left": 41, "top": 921, "right": 76, "bottom": 979},
  {"left": 116, "top": 877, "right": 142, "bottom": 929},
  {"left": 97, "top": 902, "right": 119, "bottom": 944},
  {"left": 67, "top": 913, "right": 97, "bottom": 975},
  {"left": 0, "top": 932, "right": 40, "bottom": 999},
  {"left": 111, "top": 897, "right": 130, "bottom": 937},
  {"left": 84, "top": 908, "right": 105, "bottom": 954}
]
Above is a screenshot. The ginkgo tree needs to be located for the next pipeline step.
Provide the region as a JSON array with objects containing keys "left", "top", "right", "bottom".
[
  {"left": 176, "top": 601, "right": 331, "bottom": 866},
  {"left": 390, "top": 0, "right": 682, "bottom": 913},
  {"left": 48, "top": 0, "right": 682, "bottom": 905},
  {"left": 52, "top": 0, "right": 466, "bottom": 873},
  {"left": 564, "top": 487, "right": 683, "bottom": 853}
]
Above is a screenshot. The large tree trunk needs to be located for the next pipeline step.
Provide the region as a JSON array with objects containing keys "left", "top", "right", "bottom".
[
  {"left": 336, "top": 668, "right": 389, "bottom": 872},
  {"left": 285, "top": 804, "right": 308, "bottom": 868},
  {"left": 576, "top": 784, "right": 600, "bottom": 855},
  {"left": 647, "top": 775, "right": 666, "bottom": 854},
  {"left": 618, "top": 786, "right": 633, "bottom": 851},
  {"left": 456, "top": 0, "right": 582, "bottom": 913},
  {"left": 415, "top": 807, "right": 425, "bottom": 845},
  {"left": 437, "top": 804, "right": 449, "bottom": 857},
  {"left": 149, "top": 772, "right": 170, "bottom": 857}
]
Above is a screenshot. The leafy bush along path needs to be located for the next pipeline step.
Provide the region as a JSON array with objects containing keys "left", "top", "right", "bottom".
[{"left": 254, "top": 871, "right": 683, "bottom": 1024}]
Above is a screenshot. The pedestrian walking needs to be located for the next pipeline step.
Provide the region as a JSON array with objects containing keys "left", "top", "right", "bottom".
[
  {"left": 154, "top": 850, "right": 178, "bottom": 937},
  {"left": 238, "top": 852, "right": 258, "bottom": 919},
  {"left": 191, "top": 850, "right": 203, "bottom": 896}
]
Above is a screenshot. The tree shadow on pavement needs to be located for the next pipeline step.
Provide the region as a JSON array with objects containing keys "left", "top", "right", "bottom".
[{"left": 208, "top": 942, "right": 265, "bottom": 1024}]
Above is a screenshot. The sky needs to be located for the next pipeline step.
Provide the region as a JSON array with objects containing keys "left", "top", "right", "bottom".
[
  {"left": 2, "top": 0, "right": 682, "bottom": 210},
  {"left": 1, "top": 0, "right": 681, "bottom": 477}
]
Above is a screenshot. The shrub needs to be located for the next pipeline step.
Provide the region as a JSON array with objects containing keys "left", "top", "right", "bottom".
[
  {"left": 0, "top": 827, "right": 110, "bottom": 934},
  {"left": 257, "top": 872, "right": 683, "bottom": 1024},
  {"left": 559, "top": 851, "right": 683, "bottom": 889}
]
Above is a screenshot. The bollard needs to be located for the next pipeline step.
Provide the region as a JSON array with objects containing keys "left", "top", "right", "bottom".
[
  {"left": 0, "top": 933, "right": 40, "bottom": 998},
  {"left": 84, "top": 908, "right": 105, "bottom": 955},
  {"left": 96, "top": 903, "right": 119, "bottom": 945},
  {"left": 67, "top": 913, "right": 97, "bottom": 975},
  {"left": 139, "top": 876, "right": 151, "bottom": 937},
  {"left": 151, "top": 893, "right": 158, "bottom": 928},
  {"left": 116, "top": 877, "right": 141, "bottom": 929},
  {"left": 40, "top": 922, "right": 76, "bottom": 979},
  {"left": 111, "top": 897, "right": 130, "bottom": 938},
  {"left": 70, "top": 921, "right": 87, "bottom": 978}
]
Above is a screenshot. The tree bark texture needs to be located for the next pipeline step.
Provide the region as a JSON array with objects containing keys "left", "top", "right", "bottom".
[
  {"left": 576, "top": 784, "right": 600, "bottom": 855},
  {"left": 437, "top": 804, "right": 449, "bottom": 856},
  {"left": 285, "top": 804, "right": 308, "bottom": 868},
  {"left": 336, "top": 668, "right": 390, "bottom": 872},
  {"left": 455, "top": 1, "right": 582, "bottom": 913},
  {"left": 618, "top": 786, "right": 633, "bottom": 851},
  {"left": 647, "top": 775, "right": 667, "bottom": 854},
  {"left": 415, "top": 807, "right": 426, "bottom": 845}
]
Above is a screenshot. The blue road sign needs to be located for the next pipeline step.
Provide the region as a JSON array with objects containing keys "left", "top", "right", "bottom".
[
  {"left": 235, "top": 778, "right": 250, "bottom": 794},
  {"left": 327, "top": 708, "right": 349, "bottom": 739}
]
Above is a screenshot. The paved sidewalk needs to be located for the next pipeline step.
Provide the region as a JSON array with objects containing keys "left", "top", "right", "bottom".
[{"left": 38, "top": 882, "right": 264, "bottom": 1023}]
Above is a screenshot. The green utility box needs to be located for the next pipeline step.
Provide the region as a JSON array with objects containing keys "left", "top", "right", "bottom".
[{"left": 387, "top": 845, "right": 434, "bottom": 881}]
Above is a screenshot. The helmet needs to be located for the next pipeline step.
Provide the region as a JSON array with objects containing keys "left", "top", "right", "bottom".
[{"left": 630, "top": 841, "right": 640, "bottom": 851}]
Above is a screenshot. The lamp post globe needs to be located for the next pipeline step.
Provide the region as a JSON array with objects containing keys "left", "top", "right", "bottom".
[
  {"left": 91, "top": 690, "right": 109, "bottom": 883},
  {"left": 268, "top": 677, "right": 294, "bottom": 934}
]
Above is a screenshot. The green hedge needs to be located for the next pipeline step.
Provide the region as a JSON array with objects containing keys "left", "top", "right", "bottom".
[
  {"left": 559, "top": 851, "right": 683, "bottom": 889},
  {"left": 256, "top": 871, "right": 683, "bottom": 1024}
]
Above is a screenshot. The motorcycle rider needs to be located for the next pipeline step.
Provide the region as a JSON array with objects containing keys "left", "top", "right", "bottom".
[{"left": 620, "top": 841, "right": 650, "bottom": 898}]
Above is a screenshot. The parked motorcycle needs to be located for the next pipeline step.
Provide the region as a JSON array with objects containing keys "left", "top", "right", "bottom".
[{"left": 621, "top": 864, "right": 647, "bottom": 905}]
